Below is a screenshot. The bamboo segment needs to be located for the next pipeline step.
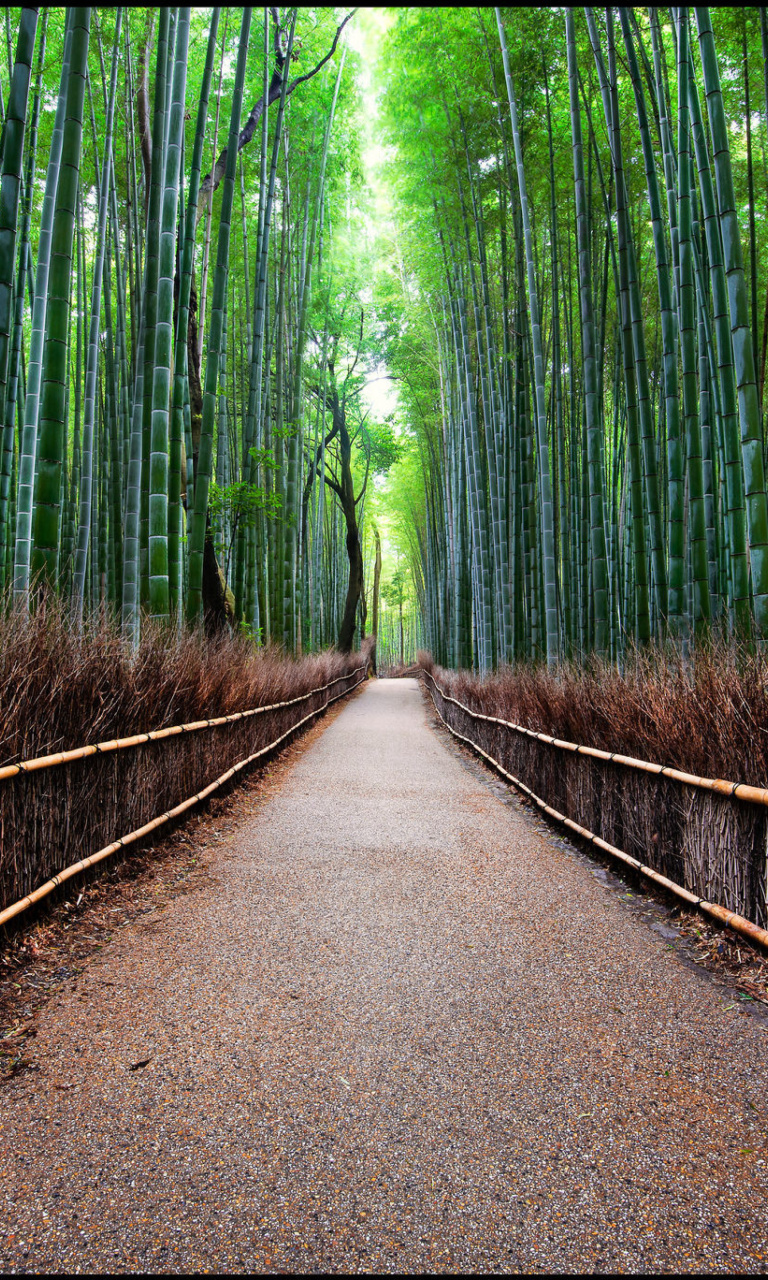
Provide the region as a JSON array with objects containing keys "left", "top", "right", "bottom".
[
  {"left": 12, "top": 12, "right": 72, "bottom": 600},
  {"left": 422, "top": 670, "right": 768, "bottom": 808},
  {"left": 0, "top": 665, "right": 366, "bottom": 782},
  {"left": 0, "top": 669, "right": 366, "bottom": 928},
  {"left": 0, "top": 6, "right": 39, "bottom": 428},
  {"left": 30, "top": 7, "right": 91, "bottom": 589},
  {"left": 147, "top": 7, "right": 190, "bottom": 624},
  {"left": 424, "top": 672, "right": 768, "bottom": 953},
  {"left": 696, "top": 8, "right": 768, "bottom": 637},
  {"left": 186, "top": 8, "right": 251, "bottom": 625},
  {"left": 496, "top": 8, "right": 559, "bottom": 666},
  {"left": 72, "top": 10, "right": 122, "bottom": 621}
]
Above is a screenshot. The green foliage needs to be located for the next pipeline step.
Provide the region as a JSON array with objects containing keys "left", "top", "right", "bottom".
[
  {"left": 209, "top": 479, "right": 282, "bottom": 530},
  {"left": 381, "top": 566, "right": 407, "bottom": 609},
  {"left": 371, "top": 4, "right": 768, "bottom": 667},
  {"left": 3, "top": 5, "right": 768, "bottom": 671},
  {"left": 358, "top": 417, "right": 402, "bottom": 475}
]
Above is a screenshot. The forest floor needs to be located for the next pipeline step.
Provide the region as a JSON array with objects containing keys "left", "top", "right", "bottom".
[{"left": 0, "top": 678, "right": 767, "bottom": 1273}]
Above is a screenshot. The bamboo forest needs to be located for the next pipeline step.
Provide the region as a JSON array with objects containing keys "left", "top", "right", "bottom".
[{"left": 0, "top": 5, "right": 766, "bottom": 673}]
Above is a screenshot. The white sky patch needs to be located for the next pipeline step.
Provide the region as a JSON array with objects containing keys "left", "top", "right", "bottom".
[{"left": 362, "top": 363, "right": 399, "bottom": 425}]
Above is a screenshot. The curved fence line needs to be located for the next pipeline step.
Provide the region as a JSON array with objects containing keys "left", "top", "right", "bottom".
[
  {"left": 423, "top": 670, "right": 768, "bottom": 808},
  {"left": 0, "top": 666, "right": 366, "bottom": 782},
  {"left": 0, "top": 671, "right": 367, "bottom": 929},
  {"left": 423, "top": 669, "right": 768, "bottom": 949}
]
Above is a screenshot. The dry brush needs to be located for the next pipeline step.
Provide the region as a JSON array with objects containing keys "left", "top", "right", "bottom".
[
  {"left": 421, "top": 645, "right": 768, "bottom": 931},
  {"left": 0, "top": 602, "right": 370, "bottom": 918}
]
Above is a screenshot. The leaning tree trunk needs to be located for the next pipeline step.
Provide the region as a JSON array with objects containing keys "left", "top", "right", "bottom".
[
  {"left": 327, "top": 389, "right": 363, "bottom": 654},
  {"left": 371, "top": 524, "right": 382, "bottom": 658}
]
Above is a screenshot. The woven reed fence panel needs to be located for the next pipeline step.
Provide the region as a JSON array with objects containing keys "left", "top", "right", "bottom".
[
  {"left": 427, "top": 677, "right": 768, "bottom": 931},
  {"left": 0, "top": 665, "right": 363, "bottom": 915}
]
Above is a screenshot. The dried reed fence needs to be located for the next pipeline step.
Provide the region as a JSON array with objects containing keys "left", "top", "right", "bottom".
[
  {"left": 422, "top": 665, "right": 768, "bottom": 946},
  {"left": 0, "top": 609, "right": 371, "bottom": 924}
]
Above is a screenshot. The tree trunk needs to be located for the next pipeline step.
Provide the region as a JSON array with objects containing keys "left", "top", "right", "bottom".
[
  {"left": 333, "top": 388, "right": 363, "bottom": 654},
  {"left": 371, "top": 524, "right": 382, "bottom": 669},
  {"left": 202, "top": 516, "right": 234, "bottom": 635},
  {"left": 337, "top": 489, "right": 363, "bottom": 652}
]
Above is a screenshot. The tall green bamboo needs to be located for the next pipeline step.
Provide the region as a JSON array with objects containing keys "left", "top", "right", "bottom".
[
  {"left": 238, "top": 11, "right": 294, "bottom": 627},
  {"left": 187, "top": 7, "right": 252, "bottom": 623},
  {"left": 620, "top": 7, "right": 686, "bottom": 633},
  {"left": 139, "top": 6, "right": 170, "bottom": 607},
  {"left": 696, "top": 7, "right": 768, "bottom": 637},
  {"left": 0, "top": 8, "right": 44, "bottom": 593},
  {"left": 72, "top": 9, "right": 122, "bottom": 622},
  {"left": 13, "top": 10, "right": 72, "bottom": 599},
  {"left": 566, "top": 9, "right": 608, "bottom": 655},
  {"left": 496, "top": 6, "right": 558, "bottom": 664},
  {"left": 676, "top": 8, "right": 711, "bottom": 633},
  {"left": 148, "top": 7, "right": 189, "bottom": 623},
  {"left": 30, "top": 7, "right": 91, "bottom": 590},
  {"left": 685, "top": 35, "right": 749, "bottom": 630},
  {"left": 0, "top": 5, "right": 38, "bottom": 433},
  {"left": 169, "top": 8, "right": 220, "bottom": 620},
  {"left": 235, "top": 8, "right": 271, "bottom": 627}
]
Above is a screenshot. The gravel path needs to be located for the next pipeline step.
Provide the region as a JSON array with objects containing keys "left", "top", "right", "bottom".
[{"left": 1, "top": 676, "right": 767, "bottom": 1273}]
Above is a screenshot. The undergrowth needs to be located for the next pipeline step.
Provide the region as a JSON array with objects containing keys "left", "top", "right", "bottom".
[
  {"left": 0, "top": 600, "right": 370, "bottom": 916},
  {"left": 0, "top": 599, "right": 367, "bottom": 765},
  {"left": 420, "top": 639, "right": 768, "bottom": 788}
]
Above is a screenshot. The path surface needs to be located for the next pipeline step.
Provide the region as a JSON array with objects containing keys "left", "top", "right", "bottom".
[{"left": 1, "top": 677, "right": 767, "bottom": 1273}]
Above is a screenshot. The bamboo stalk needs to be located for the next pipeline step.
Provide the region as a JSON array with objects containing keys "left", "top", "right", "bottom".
[
  {"left": 0, "top": 663, "right": 366, "bottom": 781},
  {"left": 0, "top": 670, "right": 366, "bottom": 928},
  {"left": 424, "top": 672, "right": 768, "bottom": 952}
]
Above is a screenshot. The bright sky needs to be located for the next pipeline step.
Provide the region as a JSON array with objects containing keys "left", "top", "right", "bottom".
[
  {"left": 342, "top": 8, "right": 414, "bottom": 593},
  {"left": 344, "top": 8, "right": 400, "bottom": 429}
]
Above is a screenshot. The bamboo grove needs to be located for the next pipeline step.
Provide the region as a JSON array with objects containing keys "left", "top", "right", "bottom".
[
  {"left": 377, "top": 7, "right": 768, "bottom": 670},
  {"left": 0, "top": 6, "right": 407, "bottom": 654},
  {"left": 1, "top": 7, "right": 766, "bottom": 674}
]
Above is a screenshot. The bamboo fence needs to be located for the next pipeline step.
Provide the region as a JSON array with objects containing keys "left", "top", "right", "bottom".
[
  {"left": 0, "top": 659, "right": 366, "bottom": 923},
  {"left": 423, "top": 669, "right": 768, "bottom": 949}
]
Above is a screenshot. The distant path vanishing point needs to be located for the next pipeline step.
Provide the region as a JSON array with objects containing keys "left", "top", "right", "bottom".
[{"left": 0, "top": 677, "right": 766, "bottom": 1273}]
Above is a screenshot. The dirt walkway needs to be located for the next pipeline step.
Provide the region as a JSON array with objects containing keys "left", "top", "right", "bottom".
[{"left": 0, "top": 677, "right": 766, "bottom": 1273}]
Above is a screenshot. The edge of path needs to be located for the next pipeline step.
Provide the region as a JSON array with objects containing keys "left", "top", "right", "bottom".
[
  {"left": 3, "top": 672, "right": 765, "bottom": 1084},
  {"left": 417, "top": 677, "right": 768, "bottom": 1033},
  {"left": 0, "top": 681, "right": 367, "bottom": 1081}
]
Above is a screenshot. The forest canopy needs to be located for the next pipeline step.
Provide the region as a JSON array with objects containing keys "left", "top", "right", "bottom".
[{"left": 0, "top": 7, "right": 765, "bottom": 670}]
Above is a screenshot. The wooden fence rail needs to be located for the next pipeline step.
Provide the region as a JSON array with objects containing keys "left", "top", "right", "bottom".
[
  {"left": 0, "top": 668, "right": 363, "bottom": 782},
  {"left": 423, "top": 669, "right": 768, "bottom": 948},
  {"left": 0, "top": 661, "right": 366, "bottom": 922}
]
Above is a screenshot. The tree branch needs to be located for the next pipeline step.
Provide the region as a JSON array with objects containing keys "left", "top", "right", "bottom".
[
  {"left": 196, "top": 9, "right": 356, "bottom": 224},
  {"left": 342, "top": 307, "right": 365, "bottom": 407},
  {"left": 354, "top": 453, "right": 370, "bottom": 507}
]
